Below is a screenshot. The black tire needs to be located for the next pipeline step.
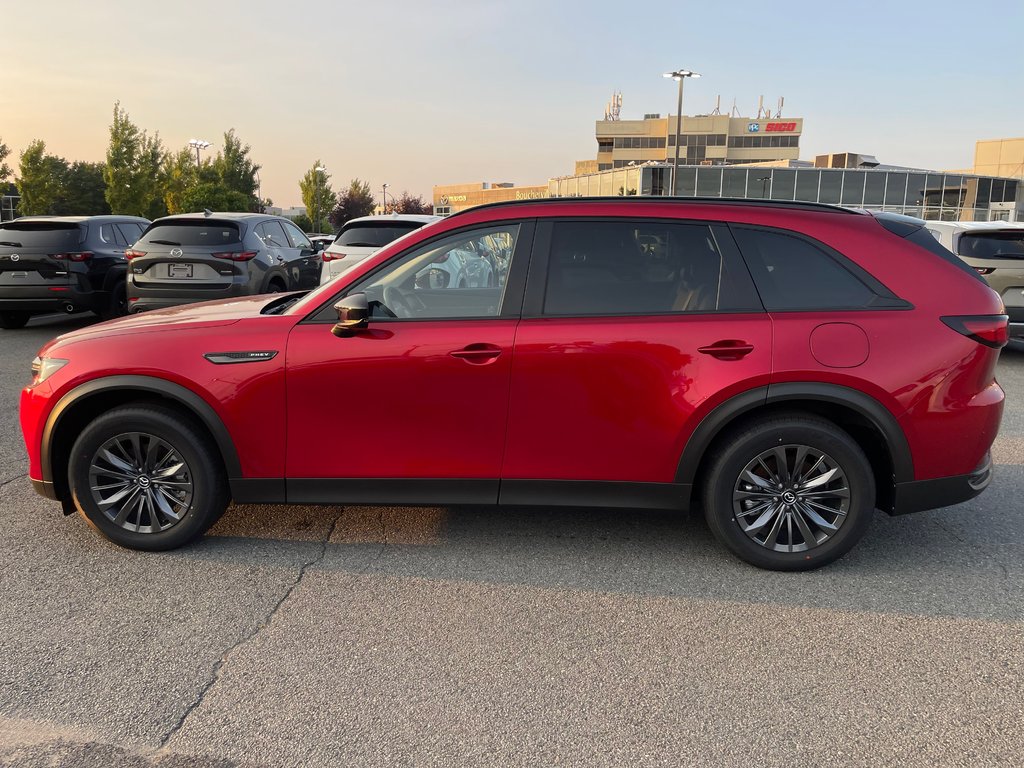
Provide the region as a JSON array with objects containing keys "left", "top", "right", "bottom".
[
  {"left": 702, "top": 413, "right": 875, "bottom": 571},
  {"left": 98, "top": 280, "right": 128, "bottom": 320},
  {"left": 0, "top": 311, "right": 30, "bottom": 329},
  {"left": 68, "top": 404, "right": 229, "bottom": 551},
  {"left": 267, "top": 279, "right": 286, "bottom": 293}
]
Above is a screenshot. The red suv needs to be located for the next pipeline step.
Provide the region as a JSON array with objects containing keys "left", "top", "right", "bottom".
[{"left": 20, "top": 199, "right": 1008, "bottom": 570}]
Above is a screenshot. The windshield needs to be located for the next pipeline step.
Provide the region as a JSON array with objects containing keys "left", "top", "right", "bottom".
[
  {"left": 957, "top": 232, "right": 1024, "bottom": 260},
  {"left": 334, "top": 221, "right": 423, "bottom": 248},
  {"left": 0, "top": 222, "right": 82, "bottom": 249},
  {"left": 139, "top": 221, "right": 242, "bottom": 247}
]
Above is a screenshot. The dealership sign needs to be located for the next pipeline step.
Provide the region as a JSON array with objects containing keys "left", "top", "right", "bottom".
[{"left": 748, "top": 121, "right": 798, "bottom": 133}]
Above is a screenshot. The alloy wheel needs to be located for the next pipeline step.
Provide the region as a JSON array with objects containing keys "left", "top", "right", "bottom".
[
  {"left": 87, "top": 432, "right": 194, "bottom": 533},
  {"left": 732, "top": 444, "right": 850, "bottom": 553}
]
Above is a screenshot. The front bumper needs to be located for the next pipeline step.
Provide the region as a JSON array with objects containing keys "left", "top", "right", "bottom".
[{"left": 891, "top": 453, "right": 994, "bottom": 515}]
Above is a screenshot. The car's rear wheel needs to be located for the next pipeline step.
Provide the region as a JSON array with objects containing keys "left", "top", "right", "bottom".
[
  {"left": 0, "top": 311, "right": 30, "bottom": 329},
  {"left": 68, "top": 405, "right": 229, "bottom": 551},
  {"left": 98, "top": 280, "right": 127, "bottom": 320},
  {"left": 702, "top": 414, "right": 874, "bottom": 571}
]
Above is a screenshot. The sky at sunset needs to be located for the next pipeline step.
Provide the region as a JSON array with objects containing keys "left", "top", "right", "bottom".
[{"left": 3, "top": 0, "right": 1023, "bottom": 207}]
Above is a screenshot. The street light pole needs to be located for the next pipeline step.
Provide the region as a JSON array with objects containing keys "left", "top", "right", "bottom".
[
  {"left": 382, "top": 183, "right": 389, "bottom": 213},
  {"left": 188, "top": 139, "right": 211, "bottom": 167},
  {"left": 663, "top": 70, "right": 701, "bottom": 196}
]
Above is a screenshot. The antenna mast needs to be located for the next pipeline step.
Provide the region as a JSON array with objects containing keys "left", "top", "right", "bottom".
[{"left": 604, "top": 91, "right": 622, "bottom": 121}]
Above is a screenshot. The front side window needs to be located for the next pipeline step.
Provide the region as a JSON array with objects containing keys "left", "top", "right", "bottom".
[
  {"left": 349, "top": 224, "right": 520, "bottom": 320},
  {"left": 542, "top": 221, "right": 759, "bottom": 316},
  {"left": 282, "top": 220, "right": 312, "bottom": 250},
  {"left": 732, "top": 227, "right": 877, "bottom": 310},
  {"left": 255, "top": 221, "right": 288, "bottom": 248}
]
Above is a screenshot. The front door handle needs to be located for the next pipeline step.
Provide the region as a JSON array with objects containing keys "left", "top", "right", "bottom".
[
  {"left": 449, "top": 343, "right": 502, "bottom": 365},
  {"left": 698, "top": 340, "right": 754, "bottom": 360}
]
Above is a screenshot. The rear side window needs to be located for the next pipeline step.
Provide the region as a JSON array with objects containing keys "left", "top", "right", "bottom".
[
  {"left": 542, "top": 220, "right": 761, "bottom": 316},
  {"left": 958, "top": 232, "right": 1024, "bottom": 260},
  {"left": 0, "top": 222, "right": 82, "bottom": 249},
  {"left": 116, "top": 222, "right": 145, "bottom": 244},
  {"left": 139, "top": 221, "right": 241, "bottom": 247},
  {"left": 335, "top": 221, "right": 422, "bottom": 248},
  {"left": 99, "top": 224, "right": 126, "bottom": 246},
  {"left": 732, "top": 227, "right": 877, "bottom": 311}
]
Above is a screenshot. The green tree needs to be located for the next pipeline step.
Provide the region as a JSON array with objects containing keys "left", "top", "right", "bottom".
[
  {"left": 212, "top": 129, "right": 260, "bottom": 210},
  {"left": 16, "top": 140, "right": 66, "bottom": 215},
  {"left": 299, "top": 161, "right": 337, "bottom": 233},
  {"left": 290, "top": 213, "right": 314, "bottom": 233},
  {"left": 328, "top": 178, "right": 375, "bottom": 229},
  {"left": 103, "top": 102, "right": 166, "bottom": 217},
  {"left": 180, "top": 182, "right": 250, "bottom": 213},
  {"left": 58, "top": 162, "right": 110, "bottom": 215},
  {"left": 0, "top": 138, "right": 11, "bottom": 184},
  {"left": 162, "top": 148, "right": 197, "bottom": 214}
]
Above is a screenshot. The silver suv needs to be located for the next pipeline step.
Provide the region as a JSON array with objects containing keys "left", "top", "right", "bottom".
[{"left": 924, "top": 220, "right": 1024, "bottom": 340}]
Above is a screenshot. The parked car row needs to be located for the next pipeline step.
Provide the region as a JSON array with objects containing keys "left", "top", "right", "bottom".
[
  {"left": 0, "top": 212, "right": 442, "bottom": 328},
  {"left": 21, "top": 197, "right": 1009, "bottom": 570}
]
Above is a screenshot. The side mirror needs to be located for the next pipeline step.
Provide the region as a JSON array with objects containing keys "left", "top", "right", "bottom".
[
  {"left": 313, "top": 241, "right": 326, "bottom": 253},
  {"left": 331, "top": 292, "right": 369, "bottom": 337}
]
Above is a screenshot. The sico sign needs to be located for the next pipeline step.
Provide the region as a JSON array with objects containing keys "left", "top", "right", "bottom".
[{"left": 748, "top": 122, "right": 798, "bottom": 133}]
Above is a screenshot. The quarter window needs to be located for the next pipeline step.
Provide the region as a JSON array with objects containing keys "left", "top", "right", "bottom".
[
  {"left": 542, "top": 221, "right": 760, "bottom": 316},
  {"left": 732, "top": 227, "right": 877, "bottom": 310},
  {"left": 348, "top": 224, "right": 520, "bottom": 320}
]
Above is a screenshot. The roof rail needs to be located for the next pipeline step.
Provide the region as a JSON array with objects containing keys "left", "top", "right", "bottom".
[{"left": 445, "top": 196, "right": 861, "bottom": 218}]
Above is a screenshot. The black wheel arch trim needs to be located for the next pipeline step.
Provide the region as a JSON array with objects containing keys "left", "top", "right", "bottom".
[
  {"left": 41, "top": 375, "right": 243, "bottom": 492},
  {"left": 675, "top": 382, "right": 913, "bottom": 485}
]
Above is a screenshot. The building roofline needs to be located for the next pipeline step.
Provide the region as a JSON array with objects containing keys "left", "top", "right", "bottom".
[{"left": 445, "top": 196, "right": 862, "bottom": 219}]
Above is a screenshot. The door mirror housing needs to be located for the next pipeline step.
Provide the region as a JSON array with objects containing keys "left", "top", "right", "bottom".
[{"left": 331, "top": 292, "right": 369, "bottom": 337}]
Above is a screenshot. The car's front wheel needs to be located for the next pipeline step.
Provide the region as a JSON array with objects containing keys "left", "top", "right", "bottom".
[
  {"left": 0, "top": 311, "right": 30, "bottom": 329},
  {"left": 702, "top": 414, "right": 875, "bottom": 571},
  {"left": 68, "top": 405, "right": 229, "bottom": 550}
]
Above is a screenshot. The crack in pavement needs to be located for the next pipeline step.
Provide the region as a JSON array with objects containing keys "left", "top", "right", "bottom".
[
  {"left": 157, "top": 508, "right": 352, "bottom": 750},
  {"left": 931, "top": 517, "right": 1011, "bottom": 582},
  {"left": 0, "top": 473, "right": 27, "bottom": 489}
]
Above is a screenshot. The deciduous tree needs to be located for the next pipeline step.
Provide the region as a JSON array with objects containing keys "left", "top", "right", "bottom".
[
  {"left": 328, "top": 178, "right": 375, "bottom": 229},
  {"left": 103, "top": 102, "right": 166, "bottom": 218},
  {"left": 299, "top": 161, "right": 338, "bottom": 233},
  {"left": 16, "top": 140, "right": 65, "bottom": 215}
]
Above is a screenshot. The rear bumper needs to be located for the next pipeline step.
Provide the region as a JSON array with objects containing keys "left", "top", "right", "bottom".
[
  {"left": 128, "top": 281, "right": 251, "bottom": 313},
  {"left": 1009, "top": 321, "right": 1024, "bottom": 340},
  {"left": 891, "top": 453, "right": 993, "bottom": 515},
  {"left": 0, "top": 287, "right": 105, "bottom": 314}
]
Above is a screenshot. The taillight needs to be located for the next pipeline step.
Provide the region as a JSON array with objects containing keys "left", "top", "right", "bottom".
[
  {"left": 124, "top": 249, "right": 146, "bottom": 260},
  {"left": 941, "top": 315, "right": 1010, "bottom": 349},
  {"left": 213, "top": 251, "right": 258, "bottom": 262},
  {"left": 321, "top": 251, "right": 344, "bottom": 262},
  {"left": 51, "top": 251, "right": 93, "bottom": 262}
]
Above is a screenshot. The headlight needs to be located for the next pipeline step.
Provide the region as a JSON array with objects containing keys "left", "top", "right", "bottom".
[{"left": 31, "top": 356, "right": 68, "bottom": 385}]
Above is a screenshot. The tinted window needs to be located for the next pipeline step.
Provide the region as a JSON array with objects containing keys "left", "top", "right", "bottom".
[
  {"left": 543, "top": 221, "right": 759, "bottom": 316},
  {"left": 115, "top": 223, "right": 145, "bottom": 245},
  {"left": 139, "top": 221, "right": 241, "bottom": 246},
  {"left": 99, "top": 223, "right": 125, "bottom": 246},
  {"left": 281, "top": 220, "right": 312, "bottom": 249},
  {"left": 0, "top": 222, "right": 82, "bottom": 249},
  {"left": 350, "top": 224, "right": 520, "bottom": 320},
  {"left": 256, "top": 221, "right": 288, "bottom": 248},
  {"left": 958, "top": 232, "right": 1024, "bottom": 259},
  {"left": 336, "top": 221, "right": 423, "bottom": 248},
  {"left": 733, "top": 227, "right": 876, "bottom": 310}
]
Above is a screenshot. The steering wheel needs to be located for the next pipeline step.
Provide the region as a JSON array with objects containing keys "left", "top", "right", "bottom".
[{"left": 383, "top": 286, "right": 416, "bottom": 318}]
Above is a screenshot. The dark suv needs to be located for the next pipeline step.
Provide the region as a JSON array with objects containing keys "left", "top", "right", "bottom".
[
  {"left": 22, "top": 198, "right": 1007, "bottom": 570},
  {"left": 0, "top": 215, "right": 150, "bottom": 328},
  {"left": 126, "top": 212, "right": 323, "bottom": 312}
]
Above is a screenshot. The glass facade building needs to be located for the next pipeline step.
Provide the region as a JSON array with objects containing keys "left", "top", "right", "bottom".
[{"left": 549, "top": 164, "right": 1022, "bottom": 222}]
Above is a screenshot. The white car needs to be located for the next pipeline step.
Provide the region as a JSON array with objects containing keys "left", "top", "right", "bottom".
[{"left": 319, "top": 214, "right": 439, "bottom": 285}]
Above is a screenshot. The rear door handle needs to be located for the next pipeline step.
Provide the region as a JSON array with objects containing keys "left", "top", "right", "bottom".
[
  {"left": 449, "top": 343, "right": 502, "bottom": 365},
  {"left": 698, "top": 340, "right": 755, "bottom": 360}
]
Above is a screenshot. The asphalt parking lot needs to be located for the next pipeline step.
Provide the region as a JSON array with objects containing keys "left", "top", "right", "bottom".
[{"left": 1, "top": 313, "right": 1022, "bottom": 768}]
